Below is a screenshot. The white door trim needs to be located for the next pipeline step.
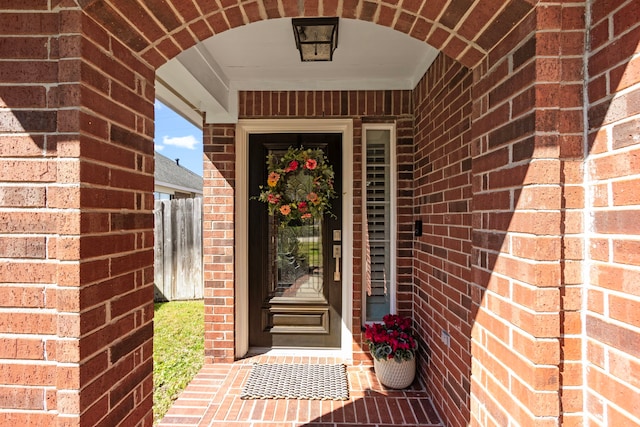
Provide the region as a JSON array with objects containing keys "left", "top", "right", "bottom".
[{"left": 235, "top": 119, "right": 354, "bottom": 360}]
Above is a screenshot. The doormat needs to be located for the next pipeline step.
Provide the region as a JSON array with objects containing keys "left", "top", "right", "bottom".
[{"left": 240, "top": 363, "right": 349, "bottom": 400}]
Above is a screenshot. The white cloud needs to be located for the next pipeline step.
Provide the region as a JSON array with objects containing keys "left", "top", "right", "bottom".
[
  {"left": 155, "top": 144, "right": 165, "bottom": 151},
  {"left": 162, "top": 135, "right": 199, "bottom": 150}
]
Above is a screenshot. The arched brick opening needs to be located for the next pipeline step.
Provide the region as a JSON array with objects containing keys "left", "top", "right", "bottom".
[
  {"left": 2, "top": 1, "right": 639, "bottom": 426},
  {"left": 81, "top": 0, "right": 528, "bottom": 70}
]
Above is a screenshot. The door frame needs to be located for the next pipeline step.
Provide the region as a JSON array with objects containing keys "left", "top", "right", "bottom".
[{"left": 236, "top": 119, "right": 354, "bottom": 360}]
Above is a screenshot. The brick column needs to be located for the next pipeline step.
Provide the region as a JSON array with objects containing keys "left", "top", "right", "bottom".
[
  {"left": 61, "top": 8, "right": 157, "bottom": 426},
  {"left": 469, "top": 4, "right": 587, "bottom": 426},
  {"left": 468, "top": 4, "right": 586, "bottom": 425},
  {"left": 1, "top": 6, "right": 156, "bottom": 425},
  {"left": 547, "top": 3, "right": 589, "bottom": 426},
  {"left": 203, "top": 124, "right": 236, "bottom": 363}
]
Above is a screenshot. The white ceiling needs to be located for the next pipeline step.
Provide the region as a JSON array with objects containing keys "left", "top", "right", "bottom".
[{"left": 156, "top": 18, "right": 439, "bottom": 126}]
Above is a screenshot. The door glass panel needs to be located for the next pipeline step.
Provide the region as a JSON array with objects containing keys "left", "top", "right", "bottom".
[{"left": 269, "top": 210, "right": 326, "bottom": 303}]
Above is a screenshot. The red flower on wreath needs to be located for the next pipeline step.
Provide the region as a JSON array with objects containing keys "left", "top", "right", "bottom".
[
  {"left": 305, "top": 158, "right": 317, "bottom": 170},
  {"left": 267, "top": 193, "right": 280, "bottom": 204},
  {"left": 284, "top": 160, "right": 299, "bottom": 172}
]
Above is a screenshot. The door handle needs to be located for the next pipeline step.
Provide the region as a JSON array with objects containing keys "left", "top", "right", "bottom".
[{"left": 333, "top": 244, "right": 341, "bottom": 281}]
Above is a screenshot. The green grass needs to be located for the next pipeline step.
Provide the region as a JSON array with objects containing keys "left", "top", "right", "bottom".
[{"left": 153, "top": 300, "right": 205, "bottom": 424}]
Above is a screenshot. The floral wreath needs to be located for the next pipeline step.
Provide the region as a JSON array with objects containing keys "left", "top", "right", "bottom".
[{"left": 258, "top": 146, "right": 336, "bottom": 226}]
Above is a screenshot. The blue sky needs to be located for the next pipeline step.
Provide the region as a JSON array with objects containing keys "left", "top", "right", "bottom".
[{"left": 153, "top": 100, "right": 204, "bottom": 177}]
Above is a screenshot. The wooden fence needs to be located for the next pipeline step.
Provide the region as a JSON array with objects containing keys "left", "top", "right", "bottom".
[{"left": 154, "top": 198, "right": 203, "bottom": 301}]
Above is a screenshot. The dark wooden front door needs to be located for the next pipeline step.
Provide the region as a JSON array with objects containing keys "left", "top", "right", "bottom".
[{"left": 248, "top": 133, "right": 342, "bottom": 348}]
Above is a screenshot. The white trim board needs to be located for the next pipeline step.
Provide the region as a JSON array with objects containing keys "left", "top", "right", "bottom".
[{"left": 235, "top": 119, "right": 354, "bottom": 361}]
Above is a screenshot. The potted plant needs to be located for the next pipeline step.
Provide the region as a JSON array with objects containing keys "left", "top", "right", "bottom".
[{"left": 363, "top": 314, "right": 417, "bottom": 389}]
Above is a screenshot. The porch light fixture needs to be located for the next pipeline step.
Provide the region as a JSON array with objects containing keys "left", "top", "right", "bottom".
[{"left": 292, "top": 17, "right": 339, "bottom": 62}]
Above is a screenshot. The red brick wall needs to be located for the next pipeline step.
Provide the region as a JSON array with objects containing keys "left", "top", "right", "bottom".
[
  {"left": 0, "top": 1, "right": 540, "bottom": 425},
  {"left": 586, "top": 0, "right": 640, "bottom": 425},
  {"left": 1, "top": 5, "right": 156, "bottom": 426},
  {"left": 202, "top": 124, "right": 236, "bottom": 363},
  {"left": 202, "top": 90, "right": 414, "bottom": 363},
  {"left": 65, "top": 8, "right": 157, "bottom": 427},
  {"left": 547, "top": 4, "right": 588, "bottom": 426},
  {"left": 467, "top": 4, "right": 587, "bottom": 426},
  {"left": 413, "top": 53, "right": 473, "bottom": 427},
  {"left": 472, "top": 12, "right": 553, "bottom": 426},
  {"left": 4, "top": 1, "right": 640, "bottom": 426},
  {"left": 0, "top": 7, "right": 60, "bottom": 425}
]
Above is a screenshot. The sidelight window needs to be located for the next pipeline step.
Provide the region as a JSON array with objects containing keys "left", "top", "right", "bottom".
[{"left": 363, "top": 124, "right": 396, "bottom": 322}]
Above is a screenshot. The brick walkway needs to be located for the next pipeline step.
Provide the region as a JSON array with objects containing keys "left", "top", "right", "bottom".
[{"left": 158, "top": 354, "right": 443, "bottom": 427}]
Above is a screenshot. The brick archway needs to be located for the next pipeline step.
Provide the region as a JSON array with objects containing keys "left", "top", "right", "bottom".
[
  {"left": 81, "top": 0, "right": 532, "bottom": 69},
  {"left": 4, "top": 1, "right": 640, "bottom": 427}
]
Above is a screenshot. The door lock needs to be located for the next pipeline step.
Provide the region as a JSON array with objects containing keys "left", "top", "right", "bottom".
[{"left": 332, "top": 245, "right": 341, "bottom": 258}]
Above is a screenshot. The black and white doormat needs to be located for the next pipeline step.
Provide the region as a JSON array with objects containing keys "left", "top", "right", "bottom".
[{"left": 240, "top": 363, "right": 349, "bottom": 400}]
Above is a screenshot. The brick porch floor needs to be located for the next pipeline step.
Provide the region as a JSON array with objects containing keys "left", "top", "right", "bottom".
[{"left": 157, "top": 354, "right": 443, "bottom": 427}]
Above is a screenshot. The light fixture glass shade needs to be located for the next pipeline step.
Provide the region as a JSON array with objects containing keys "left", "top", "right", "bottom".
[{"left": 292, "top": 17, "right": 339, "bottom": 62}]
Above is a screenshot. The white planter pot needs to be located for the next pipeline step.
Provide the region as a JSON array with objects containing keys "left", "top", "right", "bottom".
[{"left": 373, "top": 356, "right": 416, "bottom": 389}]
